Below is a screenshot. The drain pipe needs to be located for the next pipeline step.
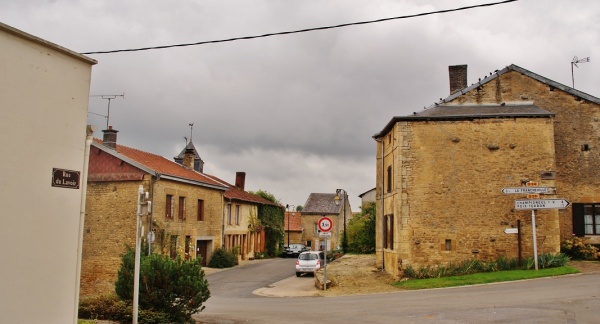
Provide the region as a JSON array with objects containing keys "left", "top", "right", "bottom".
[{"left": 374, "top": 137, "right": 385, "bottom": 272}]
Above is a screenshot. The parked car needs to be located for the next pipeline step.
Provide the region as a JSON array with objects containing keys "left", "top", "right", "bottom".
[
  {"left": 295, "top": 251, "right": 325, "bottom": 277},
  {"left": 284, "top": 243, "right": 308, "bottom": 258}
]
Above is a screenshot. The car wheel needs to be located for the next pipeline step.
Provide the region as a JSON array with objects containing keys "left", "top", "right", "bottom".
[{"left": 296, "top": 272, "right": 301, "bottom": 277}]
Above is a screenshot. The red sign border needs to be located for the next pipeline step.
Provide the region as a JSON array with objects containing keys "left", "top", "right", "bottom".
[{"left": 318, "top": 216, "right": 333, "bottom": 232}]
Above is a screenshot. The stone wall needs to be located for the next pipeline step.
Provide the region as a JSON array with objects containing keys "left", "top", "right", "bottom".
[{"left": 452, "top": 70, "right": 600, "bottom": 239}]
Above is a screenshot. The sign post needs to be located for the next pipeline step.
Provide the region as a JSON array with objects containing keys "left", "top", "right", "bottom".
[
  {"left": 503, "top": 185, "right": 569, "bottom": 270},
  {"left": 318, "top": 217, "right": 333, "bottom": 290}
]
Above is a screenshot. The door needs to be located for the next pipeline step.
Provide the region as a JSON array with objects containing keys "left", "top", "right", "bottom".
[{"left": 196, "top": 240, "right": 209, "bottom": 266}]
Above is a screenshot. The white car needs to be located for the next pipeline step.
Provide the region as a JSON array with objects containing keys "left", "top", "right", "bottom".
[{"left": 295, "top": 251, "right": 325, "bottom": 277}]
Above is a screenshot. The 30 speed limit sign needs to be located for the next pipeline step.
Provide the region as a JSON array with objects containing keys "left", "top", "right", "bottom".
[{"left": 318, "top": 217, "right": 333, "bottom": 232}]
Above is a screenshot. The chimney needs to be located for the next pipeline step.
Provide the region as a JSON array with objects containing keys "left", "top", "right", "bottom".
[
  {"left": 235, "top": 172, "right": 246, "bottom": 190},
  {"left": 102, "top": 126, "right": 118, "bottom": 150},
  {"left": 449, "top": 65, "right": 468, "bottom": 95},
  {"left": 182, "top": 148, "right": 195, "bottom": 169}
]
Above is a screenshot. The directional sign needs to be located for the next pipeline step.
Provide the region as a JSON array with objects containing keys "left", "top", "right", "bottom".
[
  {"left": 502, "top": 187, "right": 556, "bottom": 194},
  {"left": 318, "top": 217, "right": 333, "bottom": 233},
  {"left": 515, "top": 199, "right": 570, "bottom": 210},
  {"left": 504, "top": 228, "right": 519, "bottom": 234}
]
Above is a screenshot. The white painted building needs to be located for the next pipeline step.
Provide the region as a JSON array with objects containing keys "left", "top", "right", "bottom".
[{"left": 0, "top": 23, "right": 96, "bottom": 323}]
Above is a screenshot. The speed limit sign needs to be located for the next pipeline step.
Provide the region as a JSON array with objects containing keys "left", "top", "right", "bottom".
[{"left": 318, "top": 217, "right": 333, "bottom": 232}]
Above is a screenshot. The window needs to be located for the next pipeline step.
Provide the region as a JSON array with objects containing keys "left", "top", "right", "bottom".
[
  {"left": 573, "top": 203, "right": 600, "bottom": 235},
  {"left": 178, "top": 197, "right": 186, "bottom": 220},
  {"left": 235, "top": 205, "right": 241, "bottom": 225},
  {"left": 383, "top": 214, "right": 394, "bottom": 249},
  {"left": 227, "top": 204, "right": 232, "bottom": 225},
  {"left": 445, "top": 239, "right": 452, "bottom": 251},
  {"left": 197, "top": 199, "right": 204, "bottom": 221},
  {"left": 170, "top": 235, "right": 178, "bottom": 259},
  {"left": 314, "top": 223, "right": 318, "bottom": 234},
  {"left": 386, "top": 165, "right": 392, "bottom": 193},
  {"left": 166, "top": 195, "right": 174, "bottom": 219}
]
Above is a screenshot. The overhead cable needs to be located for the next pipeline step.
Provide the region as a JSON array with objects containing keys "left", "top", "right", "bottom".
[{"left": 82, "top": 0, "right": 517, "bottom": 55}]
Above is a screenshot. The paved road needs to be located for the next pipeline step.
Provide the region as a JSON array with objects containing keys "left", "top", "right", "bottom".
[{"left": 195, "top": 258, "right": 600, "bottom": 323}]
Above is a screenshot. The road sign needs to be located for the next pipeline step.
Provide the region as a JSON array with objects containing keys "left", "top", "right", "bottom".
[
  {"left": 501, "top": 187, "right": 556, "bottom": 194},
  {"left": 318, "top": 217, "right": 333, "bottom": 232},
  {"left": 504, "top": 228, "right": 519, "bottom": 234},
  {"left": 514, "top": 199, "right": 570, "bottom": 210},
  {"left": 319, "top": 232, "right": 332, "bottom": 238}
]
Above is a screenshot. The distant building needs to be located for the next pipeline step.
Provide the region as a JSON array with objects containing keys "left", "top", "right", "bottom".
[
  {"left": 0, "top": 22, "right": 96, "bottom": 323},
  {"left": 301, "top": 193, "right": 353, "bottom": 251},
  {"left": 358, "top": 188, "right": 376, "bottom": 209},
  {"left": 284, "top": 210, "right": 303, "bottom": 246}
]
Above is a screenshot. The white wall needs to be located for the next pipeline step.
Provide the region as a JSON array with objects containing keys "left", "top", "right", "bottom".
[{"left": 0, "top": 23, "right": 96, "bottom": 323}]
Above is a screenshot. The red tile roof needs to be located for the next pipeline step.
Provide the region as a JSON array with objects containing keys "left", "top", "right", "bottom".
[
  {"left": 284, "top": 211, "right": 303, "bottom": 231},
  {"left": 202, "top": 173, "right": 281, "bottom": 207},
  {"left": 92, "top": 139, "right": 227, "bottom": 190}
]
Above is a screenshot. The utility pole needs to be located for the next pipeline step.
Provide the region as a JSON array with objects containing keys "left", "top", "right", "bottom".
[{"left": 133, "top": 185, "right": 151, "bottom": 324}]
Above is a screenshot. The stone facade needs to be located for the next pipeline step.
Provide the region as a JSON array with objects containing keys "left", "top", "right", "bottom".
[
  {"left": 81, "top": 141, "right": 227, "bottom": 297},
  {"left": 374, "top": 64, "right": 600, "bottom": 277},
  {"left": 301, "top": 193, "right": 352, "bottom": 251}
]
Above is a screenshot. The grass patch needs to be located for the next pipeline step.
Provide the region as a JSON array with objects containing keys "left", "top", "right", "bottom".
[{"left": 394, "top": 266, "right": 580, "bottom": 290}]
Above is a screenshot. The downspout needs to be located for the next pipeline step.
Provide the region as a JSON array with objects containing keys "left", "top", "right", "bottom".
[
  {"left": 73, "top": 125, "right": 95, "bottom": 323},
  {"left": 374, "top": 137, "right": 385, "bottom": 272}
]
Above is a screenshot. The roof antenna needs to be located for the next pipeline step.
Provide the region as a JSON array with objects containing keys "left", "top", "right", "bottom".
[
  {"left": 571, "top": 56, "right": 590, "bottom": 89},
  {"left": 89, "top": 93, "right": 125, "bottom": 129}
]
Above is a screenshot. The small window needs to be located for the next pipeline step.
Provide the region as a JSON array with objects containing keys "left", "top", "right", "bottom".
[
  {"left": 166, "top": 195, "right": 174, "bottom": 219},
  {"left": 178, "top": 197, "right": 186, "bottom": 220},
  {"left": 235, "top": 205, "right": 241, "bottom": 225},
  {"left": 386, "top": 165, "right": 392, "bottom": 193},
  {"left": 227, "top": 204, "right": 232, "bottom": 225},
  {"left": 573, "top": 203, "right": 600, "bottom": 236},
  {"left": 197, "top": 199, "right": 204, "bottom": 221},
  {"left": 445, "top": 239, "right": 452, "bottom": 251}
]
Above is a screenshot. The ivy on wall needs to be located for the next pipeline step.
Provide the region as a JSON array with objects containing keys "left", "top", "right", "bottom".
[{"left": 257, "top": 204, "right": 284, "bottom": 257}]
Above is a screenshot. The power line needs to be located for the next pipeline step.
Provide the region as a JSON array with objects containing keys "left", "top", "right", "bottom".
[{"left": 81, "top": 0, "right": 517, "bottom": 55}]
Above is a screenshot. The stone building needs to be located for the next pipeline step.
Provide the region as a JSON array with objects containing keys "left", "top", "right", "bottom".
[
  {"left": 82, "top": 129, "right": 228, "bottom": 296},
  {"left": 374, "top": 64, "right": 600, "bottom": 277},
  {"left": 301, "top": 193, "right": 353, "bottom": 251},
  {"left": 0, "top": 22, "right": 96, "bottom": 323},
  {"left": 284, "top": 210, "right": 303, "bottom": 247}
]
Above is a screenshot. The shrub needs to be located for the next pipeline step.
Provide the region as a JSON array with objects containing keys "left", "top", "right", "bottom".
[
  {"left": 207, "top": 248, "right": 238, "bottom": 268},
  {"left": 403, "top": 253, "right": 568, "bottom": 279},
  {"left": 78, "top": 293, "right": 171, "bottom": 324},
  {"left": 115, "top": 248, "right": 210, "bottom": 323},
  {"left": 561, "top": 235, "right": 599, "bottom": 260}
]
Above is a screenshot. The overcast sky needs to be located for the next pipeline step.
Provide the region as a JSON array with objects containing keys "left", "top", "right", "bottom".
[{"left": 3, "top": 0, "right": 599, "bottom": 210}]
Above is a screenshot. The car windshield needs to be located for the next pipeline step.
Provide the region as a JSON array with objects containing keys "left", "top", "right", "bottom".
[{"left": 299, "top": 254, "right": 318, "bottom": 260}]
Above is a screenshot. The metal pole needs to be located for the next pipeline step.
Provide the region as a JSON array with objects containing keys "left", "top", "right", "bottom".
[
  {"left": 531, "top": 210, "right": 539, "bottom": 270},
  {"left": 133, "top": 185, "right": 143, "bottom": 324},
  {"left": 323, "top": 238, "right": 327, "bottom": 291},
  {"left": 343, "top": 191, "right": 347, "bottom": 254}
]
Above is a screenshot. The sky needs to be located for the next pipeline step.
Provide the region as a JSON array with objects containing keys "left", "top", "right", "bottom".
[{"left": 3, "top": 0, "right": 600, "bottom": 210}]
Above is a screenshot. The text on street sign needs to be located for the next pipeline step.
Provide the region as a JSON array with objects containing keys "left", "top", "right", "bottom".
[{"left": 514, "top": 199, "right": 570, "bottom": 210}]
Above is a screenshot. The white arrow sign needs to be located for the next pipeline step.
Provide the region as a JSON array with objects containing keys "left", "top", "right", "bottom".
[
  {"left": 502, "top": 187, "right": 555, "bottom": 194},
  {"left": 515, "top": 199, "right": 570, "bottom": 210},
  {"left": 504, "top": 228, "right": 519, "bottom": 234}
]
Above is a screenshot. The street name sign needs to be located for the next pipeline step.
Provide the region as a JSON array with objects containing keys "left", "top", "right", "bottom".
[
  {"left": 514, "top": 199, "right": 570, "bottom": 210},
  {"left": 504, "top": 228, "right": 519, "bottom": 234},
  {"left": 502, "top": 187, "right": 556, "bottom": 194}
]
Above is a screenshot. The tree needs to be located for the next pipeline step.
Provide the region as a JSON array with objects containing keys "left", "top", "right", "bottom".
[
  {"left": 115, "top": 248, "right": 210, "bottom": 323},
  {"left": 346, "top": 202, "right": 376, "bottom": 254}
]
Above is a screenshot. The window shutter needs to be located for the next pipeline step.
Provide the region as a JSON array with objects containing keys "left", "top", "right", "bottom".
[{"left": 572, "top": 203, "right": 585, "bottom": 237}]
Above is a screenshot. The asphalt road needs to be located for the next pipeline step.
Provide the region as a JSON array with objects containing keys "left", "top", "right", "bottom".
[{"left": 195, "top": 258, "right": 600, "bottom": 324}]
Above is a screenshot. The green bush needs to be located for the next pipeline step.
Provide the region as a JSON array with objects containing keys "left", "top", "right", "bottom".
[
  {"left": 561, "top": 235, "right": 599, "bottom": 260},
  {"left": 115, "top": 248, "right": 210, "bottom": 323},
  {"left": 346, "top": 202, "right": 376, "bottom": 254},
  {"left": 403, "top": 253, "right": 569, "bottom": 279},
  {"left": 78, "top": 293, "right": 171, "bottom": 324},
  {"left": 207, "top": 248, "right": 238, "bottom": 268}
]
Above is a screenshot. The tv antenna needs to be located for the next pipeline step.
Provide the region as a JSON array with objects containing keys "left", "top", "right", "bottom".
[
  {"left": 89, "top": 93, "right": 125, "bottom": 129},
  {"left": 571, "top": 56, "right": 590, "bottom": 89}
]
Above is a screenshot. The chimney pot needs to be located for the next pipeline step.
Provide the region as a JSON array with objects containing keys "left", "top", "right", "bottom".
[
  {"left": 235, "top": 172, "right": 246, "bottom": 190},
  {"left": 182, "top": 148, "right": 195, "bottom": 169},
  {"left": 102, "top": 126, "right": 118, "bottom": 150},
  {"left": 449, "top": 65, "right": 468, "bottom": 95}
]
